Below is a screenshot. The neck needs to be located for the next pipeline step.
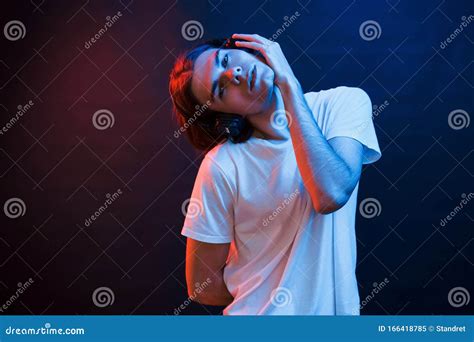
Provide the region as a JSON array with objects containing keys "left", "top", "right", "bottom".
[{"left": 246, "top": 86, "right": 290, "bottom": 141}]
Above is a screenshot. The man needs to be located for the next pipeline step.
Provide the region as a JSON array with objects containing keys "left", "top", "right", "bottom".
[{"left": 169, "top": 33, "right": 382, "bottom": 315}]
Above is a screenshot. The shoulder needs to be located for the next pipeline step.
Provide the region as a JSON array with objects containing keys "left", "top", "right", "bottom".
[
  {"left": 205, "top": 141, "right": 234, "bottom": 167},
  {"left": 304, "top": 86, "right": 370, "bottom": 107},
  {"left": 201, "top": 141, "right": 239, "bottom": 183},
  {"left": 305, "top": 87, "right": 372, "bottom": 125}
]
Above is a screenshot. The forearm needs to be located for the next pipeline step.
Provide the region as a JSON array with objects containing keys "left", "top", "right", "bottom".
[{"left": 279, "top": 80, "right": 353, "bottom": 213}]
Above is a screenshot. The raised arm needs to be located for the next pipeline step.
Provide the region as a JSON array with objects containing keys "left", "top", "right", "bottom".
[
  {"left": 233, "top": 33, "right": 364, "bottom": 214},
  {"left": 279, "top": 82, "right": 364, "bottom": 214}
]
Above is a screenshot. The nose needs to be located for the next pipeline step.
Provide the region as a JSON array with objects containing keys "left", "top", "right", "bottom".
[{"left": 223, "top": 66, "right": 243, "bottom": 85}]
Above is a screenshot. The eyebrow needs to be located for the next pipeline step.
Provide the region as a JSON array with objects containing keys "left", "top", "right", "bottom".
[{"left": 210, "top": 49, "right": 220, "bottom": 101}]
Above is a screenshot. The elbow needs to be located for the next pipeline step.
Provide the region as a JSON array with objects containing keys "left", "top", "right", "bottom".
[
  {"left": 311, "top": 170, "right": 359, "bottom": 214},
  {"left": 190, "top": 293, "right": 221, "bottom": 306},
  {"left": 188, "top": 291, "right": 211, "bottom": 305},
  {"left": 187, "top": 288, "right": 211, "bottom": 305},
  {"left": 189, "top": 290, "right": 232, "bottom": 306},
  {"left": 187, "top": 276, "right": 233, "bottom": 306},
  {"left": 314, "top": 188, "right": 351, "bottom": 215}
]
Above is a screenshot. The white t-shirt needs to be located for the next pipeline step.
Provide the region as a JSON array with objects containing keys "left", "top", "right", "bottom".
[{"left": 181, "top": 86, "right": 382, "bottom": 315}]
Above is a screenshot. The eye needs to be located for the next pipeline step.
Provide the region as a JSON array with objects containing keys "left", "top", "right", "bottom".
[
  {"left": 222, "top": 54, "right": 229, "bottom": 68},
  {"left": 218, "top": 54, "right": 229, "bottom": 99}
]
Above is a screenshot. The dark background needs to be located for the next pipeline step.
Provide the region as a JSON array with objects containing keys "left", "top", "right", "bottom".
[{"left": 0, "top": 0, "right": 472, "bottom": 315}]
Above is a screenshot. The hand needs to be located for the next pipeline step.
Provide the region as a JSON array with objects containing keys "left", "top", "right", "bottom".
[{"left": 232, "top": 33, "right": 298, "bottom": 88}]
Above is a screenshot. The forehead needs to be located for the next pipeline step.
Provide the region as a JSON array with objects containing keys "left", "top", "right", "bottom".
[{"left": 191, "top": 48, "right": 218, "bottom": 105}]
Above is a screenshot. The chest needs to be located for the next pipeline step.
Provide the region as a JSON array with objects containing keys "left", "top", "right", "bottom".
[{"left": 233, "top": 150, "right": 312, "bottom": 229}]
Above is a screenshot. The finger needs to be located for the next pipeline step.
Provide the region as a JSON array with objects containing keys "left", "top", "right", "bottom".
[
  {"left": 252, "top": 34, "right": 272, "bottom": 46},
  {"left": 234, "top": 40, "right": 265, "bottom": 52},
  {"left": 232, "top": 33, "right": 265, "bottom": 44}
]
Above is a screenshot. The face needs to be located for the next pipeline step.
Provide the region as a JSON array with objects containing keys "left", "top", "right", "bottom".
[{"left": 191, "top": 47, "right": 275, "bottom": 116}]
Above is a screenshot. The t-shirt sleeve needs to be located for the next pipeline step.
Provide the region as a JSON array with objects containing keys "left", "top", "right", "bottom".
[
  {"left": 308, "top": 86, "right": 382, "bottom": 164},
  {"left": 180, "top": 155, "right": 234, "bottom": 243}
]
